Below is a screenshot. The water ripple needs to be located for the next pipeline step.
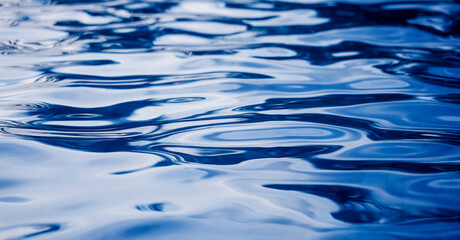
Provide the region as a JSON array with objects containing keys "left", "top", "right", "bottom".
[{"left": 0, "top": 0, "right": 459, "bottom": 239}]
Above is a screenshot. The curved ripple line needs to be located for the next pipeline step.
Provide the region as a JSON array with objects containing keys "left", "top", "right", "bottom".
[{"left": 0, "top": 224, "right": 61, "bottom": 240}]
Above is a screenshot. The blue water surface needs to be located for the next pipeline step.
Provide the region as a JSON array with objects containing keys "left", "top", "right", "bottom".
[{"left": 0, "top": 0, "right": 460, "bottom": 239}]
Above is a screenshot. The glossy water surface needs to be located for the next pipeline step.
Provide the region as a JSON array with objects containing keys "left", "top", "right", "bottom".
[{"left": 1, "top": 0, "right": 460, "bottom": 239}]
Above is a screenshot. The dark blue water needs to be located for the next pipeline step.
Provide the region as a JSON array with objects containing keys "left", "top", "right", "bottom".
[{"left": 1, "top": 0, "right": 460, "bottom": 239}]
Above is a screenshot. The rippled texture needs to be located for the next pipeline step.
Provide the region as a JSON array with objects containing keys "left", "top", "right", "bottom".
[{"left": 1, "top": 0, "right": 459, "bottom": 239}]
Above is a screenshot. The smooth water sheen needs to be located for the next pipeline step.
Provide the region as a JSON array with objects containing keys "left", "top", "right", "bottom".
[{"left": 1, "top": 0, "right": 460, "bottom": 239}]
